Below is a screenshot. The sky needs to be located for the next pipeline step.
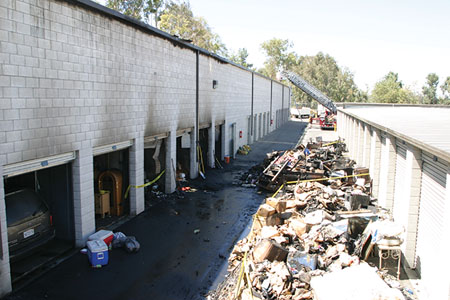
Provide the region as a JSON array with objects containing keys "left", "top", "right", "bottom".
[
  {"left": 96, "top": 0, "right": 450, "bottom": 92},
  {"left": 186, "top": 0, "right": 450, "bottom": 92}
]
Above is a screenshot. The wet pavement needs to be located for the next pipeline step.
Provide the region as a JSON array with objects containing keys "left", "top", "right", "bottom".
[{"left": 6, "top": 120, "right": 307, "bottom": 300}]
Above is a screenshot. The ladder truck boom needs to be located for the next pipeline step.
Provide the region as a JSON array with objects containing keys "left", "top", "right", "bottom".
[{"left": 281, "top": 71, "right": 337, "bottom": 114}]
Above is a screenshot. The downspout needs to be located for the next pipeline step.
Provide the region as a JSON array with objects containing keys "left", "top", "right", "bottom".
[
  {"left": 251, "top": 72, "right": 254, "bottom": 137},
  {"left": 289, "top": 87, "right": 292, "bottom": 120},
  {"left": 270, "top": 80, "right": 273, "bottom": 125},
  {"left": 282, "top": 85, "right": 284, "bottom": 123},
  {"left": 196, "top": 50, "right": 199, "bottom": 161}
]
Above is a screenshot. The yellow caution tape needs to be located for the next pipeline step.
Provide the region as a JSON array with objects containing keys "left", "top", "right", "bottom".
[
  {"left": 272, "top": 183, "right": 285, "bottom": 198},
  {"left": 271, "top": 172, "right": 370, "bottom": 197},
  {"left": 286, "top": 172, "right": 370, "bottom": 185},
  {"left": 245, "top": 267, "right": 254, "bottom": 300},
  {"left": 323, "top": 140, "right": 340, "bottom": 146},
  {"left": 235, "top": 251, "right": 248, "bottom": 299},
  {"left": 124, "top": 169, "right": 166, "bottom": 199}
]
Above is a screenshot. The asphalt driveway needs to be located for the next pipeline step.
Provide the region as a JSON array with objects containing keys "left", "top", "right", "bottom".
[{"left": 6, "top": 120, "right": 306, "bottom": 300}]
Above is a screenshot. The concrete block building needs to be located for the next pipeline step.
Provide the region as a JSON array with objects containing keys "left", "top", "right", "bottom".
[{"left": 0, "top": 0, "right": 291, "bottom": 294}]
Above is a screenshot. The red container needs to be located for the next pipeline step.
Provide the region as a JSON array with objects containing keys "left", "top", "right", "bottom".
[{"left": 88, "top": 230, "right": 114, "bottom": 246}]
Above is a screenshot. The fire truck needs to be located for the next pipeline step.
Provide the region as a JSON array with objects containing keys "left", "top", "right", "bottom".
[
  {"left": 317, "top": 104, "right": 336, "bottom": 130},
  {"left": 280, "top": 71, "right": 337, "bottom": 130}
]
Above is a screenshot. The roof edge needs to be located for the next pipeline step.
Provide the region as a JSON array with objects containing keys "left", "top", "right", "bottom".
[
  {"left": 336, "top": 102, "right": 450, "bottom": 109},
  {"left": 64, "top": 0, "right": 286, "bottom": 86},
  {"left": 337, "top": 108, "right": 450, "bottom": 163}
]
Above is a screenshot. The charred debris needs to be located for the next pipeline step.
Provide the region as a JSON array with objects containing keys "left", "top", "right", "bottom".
[{"left": 209, "top": 139, "right": 413, "bottom": 300}]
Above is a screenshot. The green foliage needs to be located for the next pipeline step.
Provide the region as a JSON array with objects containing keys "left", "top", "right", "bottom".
[
  {"left": 259, "top": 39, "right": 363, "bottom": 106},
  {"left": 260, "top": 38, "right": 298, "bottom": 79},
  {"left": 422, "top": 73, "right": 439, "bottom": 104},
  {"left": 369, "top": 72, "right": 418, "bottom": 104},
  {"left": 439, "top": 76, "right": 450, "bottom": 104},
  {"left": 106, "top": 0, "right": 166, "bottom": 26},
  {"left": 292, "top": 53, "right": 364, "bottom": 105},
  {"left": 159, "top": 2, "right": 227, "bottom": 56},
  {"left": 228, "top": 48, "right": 254, "bottom": 69}
]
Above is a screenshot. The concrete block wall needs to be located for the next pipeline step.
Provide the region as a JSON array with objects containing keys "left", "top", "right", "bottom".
[
  {"left": 165, "top": 130, "right": 176, "bottom": 193},
  {"left": 357, "top": 121, "right": 364, "bottom": 164},
  {"left": 129, "top": 136, "right": 145, "bottom": 215},
  {"left": 199, "top": 56, "right": 230, "bottom": 125},
  {"left": 254, "top": 75, "right": 271, "bottom": 115},
  {"left": 0, "top": 0, "right": 291, "bottom": 294},
  {"left": 338, "top": 112, "right": 398, "bottom": 211},
  {"left": 271, "top": 83, "right": 283, "bottom": 130},
  {"left": 0, "top": 0, "right": 199, "bottom": 166},
  {"left": 72, "top": 147, "right": 95, "bottom": 247},
  {"left": 385, "top": 134, "right": 397, "bottom": 212},
  {"left": 254, "top": 75, "right": 271, "bottom": 140},
  {"left": 362, "top": 124, "right": 371, "bottom": 168},
  {"left": 369, "top": 128, "right": 382, "bottom": 197},
  {"left": 0, "top": 0, "right": 290, "bottom": 166}
]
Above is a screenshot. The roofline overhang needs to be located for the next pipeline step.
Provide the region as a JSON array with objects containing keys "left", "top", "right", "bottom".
[{"left": 337, "top": 106, "right": 450, "bottom": 163}]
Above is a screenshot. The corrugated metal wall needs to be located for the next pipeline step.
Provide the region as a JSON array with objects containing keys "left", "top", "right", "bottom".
[{"left": 416, "top": 153, "right": 447, "bottom": 300}]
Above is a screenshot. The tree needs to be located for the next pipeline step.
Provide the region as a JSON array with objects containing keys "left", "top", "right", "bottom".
[
  {"left": 159, "top": 2, "right": 227, "bottom": 56},
  {"left": 291, "top": 52, "right": 364, "bottom": 106},
  {"left": 422, "top": 73, "right": 439, "bottom": 104},
  {"left": 228, "top": 48, "right": 254, "bottom": 69},
  {"left": 440, "top": 76, "right": 450, "bottom": 103},
  {"left": 370, "top": 72, "right": 418, "bottom": 104},
  {"left": 259, "top": 38, "right": 298, "bottom": 79},
  {"left": 144, "top": 0, "right": 166, "bottom": 26},
  {"left": 106, "top": 0, "right": 166, "bottom": 26},
  {"left": 259, "top": 39, "right": 363, "bottom": 106}
]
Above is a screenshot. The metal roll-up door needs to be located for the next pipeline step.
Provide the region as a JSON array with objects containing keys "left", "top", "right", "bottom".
[
  {"left": 93, "top": 140, "right": 133, "bottom": 156},
  {"left": 393, "top": 142, "right": 408, "bottom": 234},
  {"left": 3, "top": 152, "right": 76, "bottom": 178},
  {"left": 415, "top": 153, "right": 447, "bottom": 299},
  {"left": 378, "top": 135, "right": 388, "bottom": 207}
]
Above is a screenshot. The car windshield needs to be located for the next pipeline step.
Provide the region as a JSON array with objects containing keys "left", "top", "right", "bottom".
[{"left": 5, "top": 189, "right": 48, "bottom": 226}]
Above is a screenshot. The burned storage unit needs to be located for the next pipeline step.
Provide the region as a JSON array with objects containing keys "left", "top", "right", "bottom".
[
  {"left": 198, "top": 127, "right": 209, "bottom": 172},
  {"left": 143, "top": 135, "right": 167, "bottom": 204},
  {"left": 93, "top": 142, "right": 131, "bottom": 229}
]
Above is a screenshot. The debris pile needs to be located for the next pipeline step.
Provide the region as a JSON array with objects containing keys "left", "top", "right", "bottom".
[
  {"left": 209, "top": 140, "right": 413, "bottom": 300},
  {"left": 236, "top": 165, "right": 264, "bottom": 188},
  {"left": 238, "top": 145, "right": 252, "bottom": 155},
  {"left": 258, "top": 140, "right": 354, "bottom": 192}
]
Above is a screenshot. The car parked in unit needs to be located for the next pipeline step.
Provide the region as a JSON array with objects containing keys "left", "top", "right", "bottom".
[{"left": 5, "top": 189, "right": 55, "bottom": 261}]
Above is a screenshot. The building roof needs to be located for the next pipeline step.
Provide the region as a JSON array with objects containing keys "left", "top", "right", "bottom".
[{"left": 339, "top": 104, "right": 450, "bottom": 162}]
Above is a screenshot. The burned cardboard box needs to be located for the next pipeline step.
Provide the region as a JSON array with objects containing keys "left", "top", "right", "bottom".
[{"left": 253, "top": 239, "right": 289, "bottom": 263}]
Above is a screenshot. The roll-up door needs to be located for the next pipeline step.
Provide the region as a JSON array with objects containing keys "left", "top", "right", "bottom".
[
  {"left": 393, "top": 142, "right": 408, "bottom": 237},
  {"left": 415, "top": 153, "right": 447, "bottom": 299},
  {"left": 3, "top": 152, "right": 76, "bottom": 178},
  {"left": 378, "top": 135, "right": 388, "bottom": 207},
  {"left": 93, "top": 140, "right": 133, "bottom": 156}
]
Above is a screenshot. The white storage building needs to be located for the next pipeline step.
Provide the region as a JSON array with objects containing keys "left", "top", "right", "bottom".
[{"left": 337, "top": 103, "right": 450, "bottom": 300}]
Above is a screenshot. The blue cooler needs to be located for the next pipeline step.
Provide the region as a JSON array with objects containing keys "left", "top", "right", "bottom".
[{"left": 87, "top": 240, "right": 109, "bottom": 267}]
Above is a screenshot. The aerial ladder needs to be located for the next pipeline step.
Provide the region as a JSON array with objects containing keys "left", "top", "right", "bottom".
[{"left": 280, "top": 70, "right": 337, "bottom": 129}]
